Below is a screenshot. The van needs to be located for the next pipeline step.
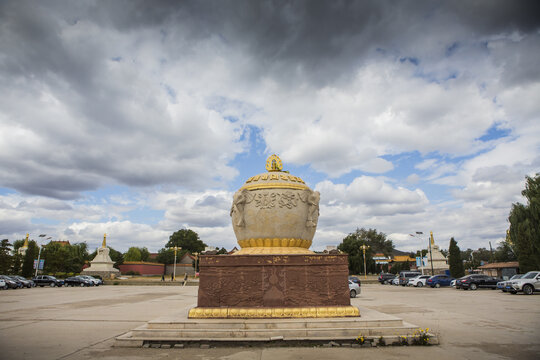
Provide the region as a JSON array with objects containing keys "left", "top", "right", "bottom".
[{"left": 399, "top": 271, "right": 421, "bottom": 286}]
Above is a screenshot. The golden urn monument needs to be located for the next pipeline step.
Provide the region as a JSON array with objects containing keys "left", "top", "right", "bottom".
[
  {"left": 231, "top": 154, "right": 320, "bottom": 255},
  {"left": 190, "top": 155, "right": 358, "bottom": 319}
]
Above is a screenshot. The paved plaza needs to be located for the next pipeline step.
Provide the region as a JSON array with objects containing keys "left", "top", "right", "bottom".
[{"left": 0, "top": 284, "right": 538, "bottom": 359}]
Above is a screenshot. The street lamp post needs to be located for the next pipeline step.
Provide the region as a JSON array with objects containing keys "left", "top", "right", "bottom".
[
  {"left": 35, "top": 234, "right": 46, "bottom": 277},
  {"left": 173, "top": 246, "right": 181, "bottom": 281},
  {"left": 360, "top": 244, "right": 370, "bottom": 280}
]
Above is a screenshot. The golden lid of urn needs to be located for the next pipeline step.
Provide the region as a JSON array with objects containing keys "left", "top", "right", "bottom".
[{"left": 241, "top": 155, "right": 309, "bottom": 191}]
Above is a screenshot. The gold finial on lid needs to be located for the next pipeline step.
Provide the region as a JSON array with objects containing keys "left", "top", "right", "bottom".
[
  {"left": 102, "top": 234, "right": 107, "bottom": 248},
  {"left": 265, "top": 154, "right": 283, "bottom": 172}
]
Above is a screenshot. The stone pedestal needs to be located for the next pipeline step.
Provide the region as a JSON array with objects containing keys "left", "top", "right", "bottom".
[{"left": 189, "top": 254, "right": 358, "bottom": 318}]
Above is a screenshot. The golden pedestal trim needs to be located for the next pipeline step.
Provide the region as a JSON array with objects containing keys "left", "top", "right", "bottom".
[
  {"left": 234, "top": 247, "right": 314, "bottom": 255},
  {"left": 237, "top": 238, "right": 312, "bottom": 252},
  {"left": 188, "top": 306, "right": 360, "bottom": 319}
]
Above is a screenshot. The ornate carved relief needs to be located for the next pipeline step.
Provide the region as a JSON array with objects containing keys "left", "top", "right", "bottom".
[
  {"left": 298, "top": 189, "right": 320, "bottom": 228},
  {"left": 254, "top": 193, "right": 277, "bottom": 209},
  {"left": 230, "top": 189, "right": 254, "bottom": 227},
  {"left": 252, "top": 191, "right": 300, "bottom": 209}
]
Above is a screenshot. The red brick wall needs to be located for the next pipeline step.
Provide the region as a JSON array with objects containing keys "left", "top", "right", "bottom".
[{"left": 119, "top": 262, "right": 165, "bottom": 275}]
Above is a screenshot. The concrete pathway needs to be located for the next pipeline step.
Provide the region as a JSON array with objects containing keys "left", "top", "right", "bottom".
[{"left": 0, "top": 284, "right": 538, "bottom": 359}]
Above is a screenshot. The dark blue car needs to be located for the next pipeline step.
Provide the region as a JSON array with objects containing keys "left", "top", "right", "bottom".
[{"left": 426, "top": 274, "right": 454, "bottom": 288}]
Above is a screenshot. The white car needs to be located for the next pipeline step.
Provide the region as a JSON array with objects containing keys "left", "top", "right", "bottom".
[
  {"left": 509, "top": 271, "right": 540, "bottom": 295},
  {"left": 78, "top": 275, "right": 102, "bottom": 286},
  {"left": 450, "top": 279, "right": 456, "bottom": 287},
  {"left": 348, "top": 280, "right": 360, "bottom": 298},
  {"left": 0, "top": 278, "right": 6, "bottom": 290},
  {"left": 408, "top": 275, "right": 431, "bottom": 287},
  {"left": 392, "top": 276, "right": 400, "bottom": 285}
]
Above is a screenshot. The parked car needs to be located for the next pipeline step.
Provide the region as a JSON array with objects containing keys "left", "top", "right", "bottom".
[
  {"left": 427, "top": 274, "right": 455, "bottom": 288},
  {"left": 509, "top": 271, "right": 540, "bottom": 295},
  {"left": 392, "top": 276, "right": 400, "bottom": 285},
  {"left": 348, "top": 276, "right": 362, "bottom": 288},
  {"left": 32, "top": 275, "right": 64, "bottom": 287},
  {"left": 378, "top": 273, "right": 395, "bottom": 284},
  {"left": 6, "top": 276, "right": 24, "bottom": 288},
  {"left": 10, "top": 275, "right": 35, "bottom": 288},
  {"left": 408, "top": 275, "right": 431, "bottom": 287},
  {"left": 457, "top": 274, "right": 501, "bottom": 290},
  {"left": 450, "top": 279, "right": 456, "bottom": 287},
  {"left": 497, "top": 274, "right": 524, "bottom": 292},
  {"left": 0, "top": 275, "right": 20, "bottom": 289},
  {"left": 78, "top": 275, "right": 102, "bottom": 286},
  {"left": 0, "top": 278, "right": 6, "bottom": 290},
  {"left": 349, "top": 280, "right": 361, "bottom": 298},
  {"left": 399, "top": 271, "right": 421, "bottom": 286},
  {"left": 64, "top": 276, "right": 93, "bottom": 287}
]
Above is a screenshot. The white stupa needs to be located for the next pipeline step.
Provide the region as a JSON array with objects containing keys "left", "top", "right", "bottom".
[
  {"left": 83, "top": 234, "right": 119, "bottom": 279},
  {"left": 419, "top": 232, "right": 449, "bottom": 275}
]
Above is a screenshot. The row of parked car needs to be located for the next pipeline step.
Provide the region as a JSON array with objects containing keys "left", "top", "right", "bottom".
[
  {"left": 378, "top": 270, "right": 540, "bottom": 295},
  {"left": 0, "top": 274, "right": 103, "bottom": 289}
]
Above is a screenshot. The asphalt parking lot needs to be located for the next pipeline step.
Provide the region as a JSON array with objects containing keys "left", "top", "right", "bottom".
[{"left": 0, "top": 283, "right": 539, "bottom": 359}]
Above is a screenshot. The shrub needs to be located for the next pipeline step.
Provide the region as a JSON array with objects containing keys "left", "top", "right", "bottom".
[{"left": 412, "top": 328, "right": 430, "bottom": 345}]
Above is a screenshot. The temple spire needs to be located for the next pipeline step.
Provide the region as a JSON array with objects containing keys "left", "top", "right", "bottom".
[
  {"left": 102, "top": 233, "right": 107, "bottom": 248},
  {"left": 23, "top": 233, "right": 29, "bottom": 248}
]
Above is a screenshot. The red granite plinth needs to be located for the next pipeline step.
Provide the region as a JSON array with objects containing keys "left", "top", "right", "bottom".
[{"left": 196, "top": 254, "right": 351, "bottom": 308}]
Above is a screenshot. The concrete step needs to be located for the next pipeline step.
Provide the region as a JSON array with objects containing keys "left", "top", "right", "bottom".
[
  {"left": 147, "top": 317, "right": 404, "bottom": 330},
  {"left": 114, "top": 306, "right": 435, "bottom": 347},
  {"left": 131, "top": 323, "right": 419, "bottom": 339}
]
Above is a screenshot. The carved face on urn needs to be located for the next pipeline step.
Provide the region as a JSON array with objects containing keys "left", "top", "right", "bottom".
[{"left": 230, "top": 155, "right": 320, "bottom": 255}]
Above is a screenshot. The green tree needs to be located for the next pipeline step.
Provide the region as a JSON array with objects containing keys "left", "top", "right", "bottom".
[
  {"left": 216, "top": 247, "right": 228, "bottom": 255},
  {"left": 0, "top": 239, "right": 13, "bottom": 274},
  {"left": 12, "top": 239, "right": 25, "bottom": 252},
  {"left": 124, "top": 247, "right": 142, "bottom": 261},
  {"left": 166, "top": 229, "right": 207, "bottom": 254},
  {"left": 21, "top": 241, "right": 38, "bottom": 277},
  {"left": 338, "top": 228, "right": 393, "bottom": 275},
  {"left": 66, "top": 242, "right": 89, "bottom": 272},
  {"left": 448, "top": 237, "right": 465, "bottom": 278},
  {"left": 493, "top": 240, "right": 517, "bottom": 263},
  {"left": 11, "top": 253, "right": 23, "bottom": 275},
  {"left": 508, "top": 174, "right": 540, "bottom": 272},
  {"left": 156, "top": 247, "right": 187, "bottom": 265},
  {"left": 140, "top": 247, "right": 150, "bottom": 261}
]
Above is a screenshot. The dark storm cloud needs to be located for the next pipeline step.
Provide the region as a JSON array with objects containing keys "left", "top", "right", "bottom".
[
  {"left": 80, "top": 0, "right": 540, "bottom": 85},
  {"left": 0, "top": 0, "right": 538, "bottom": 199}
]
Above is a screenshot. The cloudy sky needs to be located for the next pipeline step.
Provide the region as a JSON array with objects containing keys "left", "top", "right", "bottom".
[{"left": 1, "top": 0, "right": 539, "bottom": 253}]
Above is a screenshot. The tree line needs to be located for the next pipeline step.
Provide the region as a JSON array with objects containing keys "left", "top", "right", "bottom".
[{"left": 0, "top": 228, "right": 217, "bottom": 277}]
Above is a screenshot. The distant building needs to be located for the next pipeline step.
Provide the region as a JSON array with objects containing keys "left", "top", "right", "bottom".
[
  {"left": 478, "top": 261, "right": 519, "bottom": 280},
  {"left": 325, "top": 245, "right": 337, "bottom": 252},
  {"left": 373, "top": 253, "right": 391, "bottom": 265},
  {"left": 48, "top": 240, "right": 71, "bottom": 246}
]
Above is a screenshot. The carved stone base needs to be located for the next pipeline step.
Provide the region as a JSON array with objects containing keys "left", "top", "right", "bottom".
[{"left": 195, "top": 254, "right": 353, "bottom": 318}]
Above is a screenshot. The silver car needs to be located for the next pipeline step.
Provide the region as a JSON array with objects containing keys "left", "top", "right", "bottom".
[
  {"left": 348, "top": 280, "right": 360, "bottom": 298},
  {"left": 510, "top": 271, "right": 540, "bottom": 295}
]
